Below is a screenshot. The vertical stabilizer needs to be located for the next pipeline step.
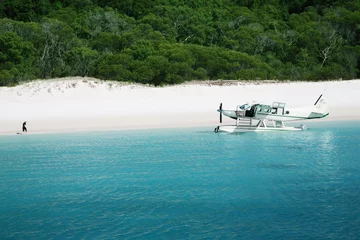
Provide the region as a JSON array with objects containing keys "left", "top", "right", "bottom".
[
  {"left": 314, "top": 94, "right": 323, "bottom": 105},
  {"left": 315, "top": 98, "right": 329, "bottom": 114}
]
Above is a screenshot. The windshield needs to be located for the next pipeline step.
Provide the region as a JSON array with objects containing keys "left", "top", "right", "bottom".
[{"left": 239, "top": 104, "right": 251, "bottom": 110}]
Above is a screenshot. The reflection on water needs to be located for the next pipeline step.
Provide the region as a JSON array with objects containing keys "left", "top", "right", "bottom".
[{"left": 318, "top": 130, "right": 335, "bottom": 153}]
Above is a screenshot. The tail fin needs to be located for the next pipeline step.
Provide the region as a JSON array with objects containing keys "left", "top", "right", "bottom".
[
  {"left": 315, "top": 98, "right": 329, "bottom": 115},
  {"left": 314, "top": 94, "right": 323, "bottom": 105}
]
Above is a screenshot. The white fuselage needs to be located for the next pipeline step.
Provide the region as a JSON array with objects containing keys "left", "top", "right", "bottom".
[
  {"left": 215, "top": 98, "right": 328, "bottom": 133},
  {"left": 221, "top": 105, "right": 328, "bottom": 122}
]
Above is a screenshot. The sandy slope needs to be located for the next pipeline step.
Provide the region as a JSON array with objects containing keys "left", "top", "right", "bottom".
[{"left": 0, "top": 77, "right": 359, "bottom": 135}]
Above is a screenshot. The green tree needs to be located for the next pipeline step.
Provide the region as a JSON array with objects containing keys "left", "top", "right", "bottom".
[
  {"left": 65, "top": 47, "right": 99, "bottom": 77},
  {"left": 1, "top": 0, "right": 52, "bottom": 21},
  {"left": 90, "top": 32, "right": 124, "bottom": 53},
  {"left": 0, "top": 32, "right": 35, "bottom": 85},
  {"left": 0, "top": 0, "right": 359, "bottom": 83},
  {"left": 38, "top": 18, "right": 76, "bottom": 78},
  {"left": 140, "top": 55, "right": 170, "bottom": 85},
  {"left": 301, "top": 22, "right": 343, "bottom": 67},
  {"left": 93, "top": 53, "right": 134, "bottom": 81}
]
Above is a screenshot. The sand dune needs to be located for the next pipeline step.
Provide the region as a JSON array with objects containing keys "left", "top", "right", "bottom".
[{"left": 1, "top": 77, "right": 359, "bottom": 135}]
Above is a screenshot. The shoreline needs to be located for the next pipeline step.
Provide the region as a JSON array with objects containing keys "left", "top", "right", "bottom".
[
  {"left": 1, "top": 118, "right": 359, "bottom": 137},
  {"left": 1, "top": 77, "right": 360, "bottom": 136}
]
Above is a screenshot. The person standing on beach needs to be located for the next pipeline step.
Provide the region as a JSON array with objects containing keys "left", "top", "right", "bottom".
[{"left": 22, "top": 121, "right": 27, "bottom": 133}]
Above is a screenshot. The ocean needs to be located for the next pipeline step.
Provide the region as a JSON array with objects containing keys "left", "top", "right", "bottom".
[{"left": 1, "top": 121, "right": 359, "bottom": 239}]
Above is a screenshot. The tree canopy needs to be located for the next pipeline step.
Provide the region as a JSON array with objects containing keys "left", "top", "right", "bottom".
[{"left": 1, "top": 0, "right": 359, "bottom": 86}]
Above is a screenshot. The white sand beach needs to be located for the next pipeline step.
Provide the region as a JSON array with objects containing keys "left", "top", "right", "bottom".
[{"left": 0, "top": 77, "right": 359, "bottom": 135}]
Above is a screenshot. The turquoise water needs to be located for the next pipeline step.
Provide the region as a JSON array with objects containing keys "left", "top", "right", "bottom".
[{"left": 1, "top": 121, "right": 359, "bottom": 239}]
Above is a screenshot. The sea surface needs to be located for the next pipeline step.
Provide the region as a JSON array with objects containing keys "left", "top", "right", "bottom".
[{"left": 1, "top": 121, "right": 359, "bottom": 240}]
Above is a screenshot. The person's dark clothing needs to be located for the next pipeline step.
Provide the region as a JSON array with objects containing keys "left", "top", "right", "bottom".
[{"left": 22, "top": 122, "right": 27, "bottom": 132}]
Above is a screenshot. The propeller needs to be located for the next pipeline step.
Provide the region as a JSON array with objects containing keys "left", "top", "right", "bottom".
[{"left": 219, "top": 103, "right": 222, "bottom": 123}]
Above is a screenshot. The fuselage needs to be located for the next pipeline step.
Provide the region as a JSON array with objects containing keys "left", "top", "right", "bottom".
[{"left": 219, "top": 102, "right": 329, "bottom": 122}]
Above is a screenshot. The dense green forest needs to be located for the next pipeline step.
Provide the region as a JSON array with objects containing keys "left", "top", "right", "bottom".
[{"left": 1, "top": 0, "right": 360, "bottom": 86}]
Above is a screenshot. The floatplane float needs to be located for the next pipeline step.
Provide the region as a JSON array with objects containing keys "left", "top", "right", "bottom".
[{"left": 214, "top": 94, "right": 329, "bottom": 133}]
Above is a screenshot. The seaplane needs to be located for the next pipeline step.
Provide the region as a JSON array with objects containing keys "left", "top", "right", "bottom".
[{"left": 214, "top": 94, "right": 329, "bottom": 133}]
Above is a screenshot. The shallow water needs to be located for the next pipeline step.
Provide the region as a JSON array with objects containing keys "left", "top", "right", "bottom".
[{"left": 1, "top": 121, "right": 359, "bottom": 239}]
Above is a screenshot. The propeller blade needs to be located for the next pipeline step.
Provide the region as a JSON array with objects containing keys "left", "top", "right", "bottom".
[{"left": 219, "top": 103, "right": 222, "bottom": 123}]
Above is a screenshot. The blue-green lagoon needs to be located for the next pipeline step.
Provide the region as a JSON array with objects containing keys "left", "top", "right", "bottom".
[{"left": 1, "top": 121, "right": 359, "bottom": 239}]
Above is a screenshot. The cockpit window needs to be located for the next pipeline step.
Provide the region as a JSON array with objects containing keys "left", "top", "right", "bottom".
[{"left": 239, "top": 104, "right": 251, "bottom": 110}]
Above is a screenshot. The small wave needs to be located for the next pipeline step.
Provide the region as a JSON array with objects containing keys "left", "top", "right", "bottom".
[{"left": 257, "top": 163, "right": 299, "bottom": 169}]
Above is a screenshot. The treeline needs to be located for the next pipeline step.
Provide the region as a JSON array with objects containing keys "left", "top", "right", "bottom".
[{"left": 1, "top": 0, "right": 360, "bottom": 86}]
